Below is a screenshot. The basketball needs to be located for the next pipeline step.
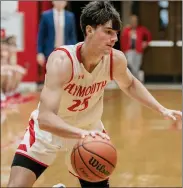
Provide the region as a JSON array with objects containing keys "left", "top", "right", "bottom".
[{"left": 71, "top": 135, "right": 117, "bottom": 182}]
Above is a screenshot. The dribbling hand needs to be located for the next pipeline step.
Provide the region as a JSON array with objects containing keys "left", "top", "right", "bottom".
[{"left": 81, "top": 130, "right": 110, "bottom": 140}]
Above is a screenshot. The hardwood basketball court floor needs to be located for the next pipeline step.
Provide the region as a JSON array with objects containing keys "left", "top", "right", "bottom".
[{"left": 1, "top": 89, "right": 182, "bottom": 187}]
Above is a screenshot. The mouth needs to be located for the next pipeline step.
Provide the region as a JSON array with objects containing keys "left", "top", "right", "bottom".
[{"left": 106, "top": 44, "right": 113, "bottom": 48}]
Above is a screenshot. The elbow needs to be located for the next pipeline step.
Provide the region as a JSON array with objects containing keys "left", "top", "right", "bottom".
[
  {"left": 37, "top": 111, "right": 55, "bottom": 131},
  {"left": 123, "top": 76, "right": 138, "bottom": 93},
  {"left": 37, "top": 112, "right": 47, "bottom": 130},
  {"left": 127, "top": 76, "right": 135, "bottom": 89}
]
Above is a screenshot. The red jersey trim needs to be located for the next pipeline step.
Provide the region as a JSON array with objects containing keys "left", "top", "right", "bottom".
[
  {"left": 54, "top": 48, "right": 74, "bottom": 83},
  {"left": 110, "top": 49, "right": 113, "bottom": 80},
  {"left": 76, "top": 44, "right": 83, "bottom": 63}
]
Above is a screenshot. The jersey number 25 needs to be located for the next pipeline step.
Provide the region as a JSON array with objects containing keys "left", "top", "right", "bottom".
[{"left": 67, "top": 96, "right": 91, "bottom": 112}]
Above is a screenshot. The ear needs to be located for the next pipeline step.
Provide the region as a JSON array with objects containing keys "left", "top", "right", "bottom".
[{"left": 86, "top": 25, "right": 94, "bottom": 36}]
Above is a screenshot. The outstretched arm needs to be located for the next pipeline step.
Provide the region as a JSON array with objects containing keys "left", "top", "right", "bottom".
[{"left": 112, "top": 49, "right": 182, "bottom": 121}]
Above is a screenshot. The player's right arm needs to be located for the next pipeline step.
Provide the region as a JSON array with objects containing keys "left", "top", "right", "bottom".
[
  {"left": 37, "top": 50, "right": 84, "bottom": 139},
  {"left": 37, "top": 50, "right": 109, "bottom": 140}
]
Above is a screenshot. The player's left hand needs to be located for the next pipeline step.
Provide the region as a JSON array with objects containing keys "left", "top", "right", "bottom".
[{"left": 160, "top": 108, "right": 182, "bottom": 121}]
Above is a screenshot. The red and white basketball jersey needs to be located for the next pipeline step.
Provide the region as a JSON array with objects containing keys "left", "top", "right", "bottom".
[{"left": 33, "top": 42, "right": 113, "bottom": 128}]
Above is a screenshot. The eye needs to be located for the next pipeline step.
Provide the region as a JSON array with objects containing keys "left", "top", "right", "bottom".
[{"left": 106, "top": 30, "right": 112, "bottom": 35}]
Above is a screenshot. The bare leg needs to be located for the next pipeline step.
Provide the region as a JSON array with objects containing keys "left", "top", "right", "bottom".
[{"left": 7, "top": 166, "right": 37, "bottom": 187}]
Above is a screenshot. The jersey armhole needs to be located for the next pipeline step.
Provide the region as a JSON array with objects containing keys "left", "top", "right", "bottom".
[
  {"left": 54, "top": 48, "right": 74, "bottom": 83},
  {"left": 110, "top": 49, "right": 113, "bottom": 80}
]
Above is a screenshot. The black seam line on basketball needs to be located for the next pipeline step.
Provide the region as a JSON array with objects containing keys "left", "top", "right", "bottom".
[
  {"left": 82, "top": 143, "right": 115, "bottom": 168},
  {"left": 78, "top": 144, "right": 104, "bottom": 179},
  {"left": 84, "top": 141, "right": 117, "bottom": 151},
  {"left": 73, "top": 141, "right": 116, "bottom": 153},
  {"left": 74, "top": 141, "right": 82, "bottom": 177},
  {"left": 73, "top": 148, "right": 80, "bottom": 177}
]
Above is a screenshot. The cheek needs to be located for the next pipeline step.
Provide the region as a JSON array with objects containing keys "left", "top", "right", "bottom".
[{"left": 96, "top": 33, "right": 108, "bottom": 43}]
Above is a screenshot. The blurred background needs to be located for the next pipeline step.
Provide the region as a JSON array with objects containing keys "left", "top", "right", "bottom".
[
  {"left": 1, "top": 1, "right": 182, "bottom": 88},
  {"left": 1, "top": 1, "right": 182, "bottom": 187}
]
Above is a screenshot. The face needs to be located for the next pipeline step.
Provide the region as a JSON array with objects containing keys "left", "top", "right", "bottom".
[
  {"left": 86, "top": 20, "right": 118, "bottom": 55},
  {"left": 130, "top": 15, "right": 138, "bottom": 28},
  {"left": 52, "top": 1, "right": 67, "bottom": 11}
]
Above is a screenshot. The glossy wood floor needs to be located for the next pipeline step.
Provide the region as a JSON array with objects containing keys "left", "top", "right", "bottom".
[{"left": 1, "top": 89, "right": 182, "bottom": 187}]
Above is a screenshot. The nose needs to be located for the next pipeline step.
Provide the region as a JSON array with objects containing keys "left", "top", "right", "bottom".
[{"left": 111, "top": 33, "right": 118, "bottom": 43}]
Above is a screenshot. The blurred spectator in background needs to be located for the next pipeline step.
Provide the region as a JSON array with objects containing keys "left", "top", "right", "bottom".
[
  {"left": 1, "top": 35, "right": 27, "bottom": 103},
  {"left": 120, "top": 15, "right": 152, "bottom": 82},
  {"left": 37, "top": 0, "right": 77, "bottom": 67}
]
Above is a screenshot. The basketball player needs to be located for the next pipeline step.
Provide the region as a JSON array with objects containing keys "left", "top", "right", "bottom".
[{"left": 7, "top": 1, "right": 182, "bottom": 188}]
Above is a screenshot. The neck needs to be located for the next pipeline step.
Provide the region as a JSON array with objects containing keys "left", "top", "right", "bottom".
[
  {"left": 55, "top": 8, "right": 63, "bottom": 12},
  {"left": 131, "top": 25, "right": 137, "bottom": 29},
  {"left": 80, "top": 41, "right": 103, "bottom": 70}
]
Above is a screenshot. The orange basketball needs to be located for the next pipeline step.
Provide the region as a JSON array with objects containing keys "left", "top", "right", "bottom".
[{"left": 71, "top": 135, "right": 117, "bottom": 182}]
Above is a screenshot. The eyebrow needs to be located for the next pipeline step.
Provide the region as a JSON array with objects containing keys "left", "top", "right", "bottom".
[
  {"left": 104, "top": 27, "right": 113, "bottom": 30},
  {"left": 104, "top": 27, "right": 119, "bottom": 31}
]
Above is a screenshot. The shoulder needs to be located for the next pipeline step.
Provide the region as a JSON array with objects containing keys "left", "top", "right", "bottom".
[
  {"left": 138, "top": 25, "right": 149, "bottom": 31},
  {"left": 111, "top": 49, "right": 127, "bottom": 74},
  {"left": 42, "top": 9, "right": 52, "bottom": 16},
  {"left": 65, "top": 10, "right": 75, "bottom": 17},
  {"left": 47, "top": 49, "right": 73, "bottom": 71},
  {"left": 112, "top": 49, "right": 127, "bottom": 67},
  {"left": 122, "top": 25, "right": 131, "bottom": 32},
  {"left": 46, "top": 49, "right": 73, "bottom": 83}
]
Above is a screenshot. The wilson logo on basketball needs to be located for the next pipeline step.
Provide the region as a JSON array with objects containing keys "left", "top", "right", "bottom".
[{"left": 89, "top": 157, "right": 110, "bottom": 176}]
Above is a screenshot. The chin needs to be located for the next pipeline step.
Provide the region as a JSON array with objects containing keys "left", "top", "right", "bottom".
[{"left": 103, "top": 49, "right": 111, "bottom": 55}]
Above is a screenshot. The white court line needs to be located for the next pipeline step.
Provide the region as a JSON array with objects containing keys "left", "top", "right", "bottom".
[
  {"left": 145, "top": 84, "right": 182, "bottom": 90},
  {"left": 176, "top": 40, "right": 182, "bottom": 47},
  {"left": 105, "top": 81, "right": 182, "bottom": 90},
  {"left": 19, "top": 81, "right": 181, "bottom": 91},
  {"left": 149, "top": 41, "right": 174, "bottom": 47}
]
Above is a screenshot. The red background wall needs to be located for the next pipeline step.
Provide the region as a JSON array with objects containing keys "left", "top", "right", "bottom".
[
  {"left": 18, "top": 1, "right": 38, "bottom": 82},
  {"left": 17, "top": 1, "right": 52, "bottom": 82}
]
